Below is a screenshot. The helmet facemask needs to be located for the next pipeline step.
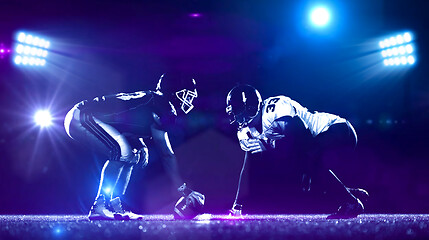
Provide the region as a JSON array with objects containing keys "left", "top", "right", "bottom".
[
  {"left": 175, "top": 86, "right": 198, "bottom": 114},
  {"left": 156, "top": 73, "right": 198, "bottom": 115}
]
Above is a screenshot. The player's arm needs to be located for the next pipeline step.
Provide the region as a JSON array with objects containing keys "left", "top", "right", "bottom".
[
  {"left": 150, "top": 123, "right": 205, "bottom": 219},
  {"left": 150, "top": 123, "right": 183, "bottom": 186},
  {"left": 238, "top": 116, "right": 306, "bottom": 154},
  {"left": 237, "top": 127, "right": 269, "bottom": 154},
  {"left": 264, "top": 116, "right": 309, "bottom": 140}
]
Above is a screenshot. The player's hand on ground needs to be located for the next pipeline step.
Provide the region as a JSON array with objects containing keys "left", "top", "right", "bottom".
[{"left": 229, "top": 203, "right": 243, "bottom": 216}]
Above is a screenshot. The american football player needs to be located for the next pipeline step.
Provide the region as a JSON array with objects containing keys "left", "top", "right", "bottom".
[
  {"left": 64, "top": 73, "right": 204, "bottom": 220},
  {"left": 226, "top": 84, "right": 368, "bottom": 219}
]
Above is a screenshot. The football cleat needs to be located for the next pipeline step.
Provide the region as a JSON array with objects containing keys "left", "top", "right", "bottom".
[
  {"left": 88, "top": 195, "right": 115, "bottom": 220},
  {"left": 327, "top": 197, "right": 364, "bottom": 219},
  {"left": 110, "top": 197, "right": 143, "bottom": 220}
]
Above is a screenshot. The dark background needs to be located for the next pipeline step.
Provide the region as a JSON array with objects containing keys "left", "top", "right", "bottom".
[{"left": 0, "top": 0, "right": 428, "bottom": 214}]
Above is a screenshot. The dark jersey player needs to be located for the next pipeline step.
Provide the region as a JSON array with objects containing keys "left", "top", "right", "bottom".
[
  {"left": 226, "top": 84, "right": 369, "bottom": 219},
  {"left": 64, "top": 74, "right": 205, "bottom": 220}
]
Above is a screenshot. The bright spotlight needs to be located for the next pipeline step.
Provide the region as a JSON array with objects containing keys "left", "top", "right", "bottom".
[
  {"left": 14, "top": 56, "right": 22, "bottom": 65},
  {"left": 37, "top": 49, "right": 43, "bottom": 57},
  {"left": 398, "top": 46, "right": 406, "bottom": 55},
  {"left": 30, "top": 47, "right": 37, "bottom": 56},
  {"left": 13, "top": 31, "right": 50, "bottom": 67},
  {"left": 389, "top": 37, "right": 397, "bottom": 46},
  {"left": 16, "top": 44, "right": 24, "bottom": 54},
  {"left": 25, "top": 35, "right": 33, "bottom": 45},
  {"left": 379, "top": 31, "right": 416, "bottom": 67},
  {"left": 17, "top": 32, "right": 26, "bottom": 42},
  {"left": 396, "top": 35, "right": 404, "bottom": 44},
  {"left": 24, "top": 46, "right": 31, "bottom": 55},
  {"left": 403, "top": 32, "right": 412, "bottom": 42},
  {"left": 394, "top": 57, "right": 400, "bottom": 65},
  {"left": 310, "top": 6, "right": 331, "bottom": 27},
  {"left": 384, "top": 39, "right": 390, "bottom": 48},
  {"left": 32, "top": 37, "right": 40, "bottom": 46},
  {"left": 386, "top": 49, "right": 392, "bottom": 56},
  {"left": 383, "top": 59, "right": 389, "bottom": 66},
  {"left": 405, "top": 44, "right": 413, "bottom": 54},
  {"left": 34, "top": 110, "right": 53, "bottom": 127}
]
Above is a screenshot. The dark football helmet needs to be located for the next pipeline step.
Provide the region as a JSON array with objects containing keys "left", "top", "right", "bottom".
[
  {"left": 226, "top": 84, "right": 262, "bottom": 127},
  {"left": 156, "top": 73, "right": 198, "bottom": 114}
]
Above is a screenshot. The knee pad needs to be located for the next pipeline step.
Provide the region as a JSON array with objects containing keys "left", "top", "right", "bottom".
[{"left": 119, "top": 143, "right": 149, "bottom": 166}]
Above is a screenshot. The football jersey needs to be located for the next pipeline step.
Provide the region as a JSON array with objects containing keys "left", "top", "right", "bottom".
[
  {"left": 261, "top": 95, "right": 347, "bottom": 138},
  {"left": 76, "top": 90, "right": 176, "bottom": 136}
]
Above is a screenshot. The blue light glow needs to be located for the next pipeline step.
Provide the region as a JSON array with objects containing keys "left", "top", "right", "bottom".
[
  {"left": 53, "top": 226, "right": 63, "bottom": 236},
  {"left": 310, "top": 6, "right": 331, "bottom": 27},
  {"left": 104, "top": 187, "right": 111, "bottom": 194}
]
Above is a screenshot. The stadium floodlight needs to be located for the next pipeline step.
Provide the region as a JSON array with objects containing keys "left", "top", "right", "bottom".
[
  {"left": 403, "top": 32, "right": 412, "bottom": 42},
  {"left": 309, "top": 6, "right": 331, "bottom": 27},
  {"left": 405, "top": 44, "right": 413, "bottom": 54},
  {"left": 379, "top": 31, "right": 416, "bottom": 67},
  {"left": 13, "top": 31, "right": 50, "bottom": 67},
  {"left": 14, "top": 56, "right": 22, "bottom": 64},
  {"left": 34, "top": 110, "right": 53, "bottom": 127}
]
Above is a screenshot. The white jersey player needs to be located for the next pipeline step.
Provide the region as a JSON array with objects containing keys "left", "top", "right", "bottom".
[{"left": 226, "top": 84, "right": 368, "bottom": 219}]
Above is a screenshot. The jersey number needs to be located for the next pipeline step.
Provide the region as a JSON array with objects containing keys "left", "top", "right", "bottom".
[{"left": 266, "top": 98, "right": 280, "bottom": 113}]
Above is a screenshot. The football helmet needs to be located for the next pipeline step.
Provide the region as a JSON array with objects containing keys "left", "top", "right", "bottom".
[
  {"left": 226, "top": 84, "right": 262, "bottom": 127},
  {"left": 156, "top": 73, "right": 198, "bottom": 114}
]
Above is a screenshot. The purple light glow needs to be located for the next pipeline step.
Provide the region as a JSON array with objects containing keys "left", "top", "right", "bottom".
[
  {"left": 189, "top": 13, "right": 202, "bottom": 18},
  {"left": 0, "top": 49, "right": 4, "bottom": 53}
]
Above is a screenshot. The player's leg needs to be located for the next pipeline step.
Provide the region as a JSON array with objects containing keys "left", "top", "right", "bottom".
[
  {"left": 91, "top": 118, "right": 144, "bottom": 220},
  {"left": 65, "top": 108, "right": 141, "bottom": 220},
  {"left": 229, "top": 151, "right": 250, "bottom": 216},
  {"left": 96, "top": 160, "right": 124, "bottom": 200},
  {"left": 314, "top": 122, "right": 368, "bottom": 219},
  {"left": 150, "top": 125, "right": 184, "bottom": 188},
  {"left": 65, "top": 107, "right": 119, "bottom": 220}
]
